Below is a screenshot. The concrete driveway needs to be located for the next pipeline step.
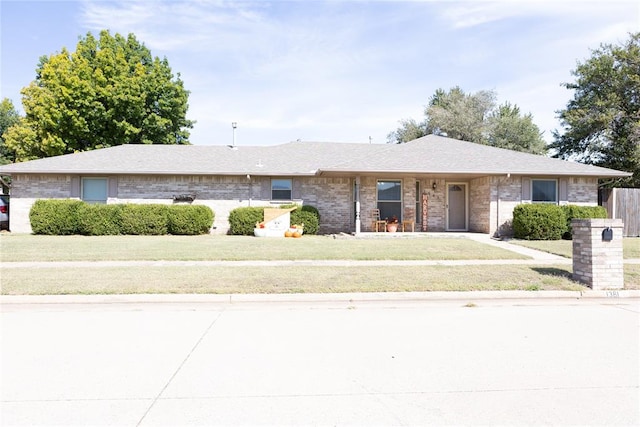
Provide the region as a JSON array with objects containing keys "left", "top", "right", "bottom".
[{"left": 1, "top": 294, "right": 639, "bottom": 426}]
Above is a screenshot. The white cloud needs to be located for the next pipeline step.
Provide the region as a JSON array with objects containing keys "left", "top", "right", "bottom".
[{"left": 72, "top": 0, "right": 640, "bottom": 146}]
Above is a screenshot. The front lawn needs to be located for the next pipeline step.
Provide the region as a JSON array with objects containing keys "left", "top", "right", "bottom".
[
  {"left": 512, "top": 238, "right": 640, "bottom": 259},
  {"left": 0, "top": 234, "right": 530, "bottom": 262},
  {"left": 0, "top": 264, "right": 595, "bottom": 295}
]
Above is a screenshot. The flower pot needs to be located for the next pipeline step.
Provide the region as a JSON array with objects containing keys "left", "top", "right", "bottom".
[{"left": 386, "top": 223, "right": 398, "bottom": 232}]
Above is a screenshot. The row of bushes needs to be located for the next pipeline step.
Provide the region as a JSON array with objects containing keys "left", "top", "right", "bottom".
[
  {"left": 228, "top": 204, "right": 320, "bottom": 235},
  {"left": 512, "top": 204, "right": 607, "bottom": 240},
  {"left": 29, "top": 200, "right": 214, "bottom": 235}
]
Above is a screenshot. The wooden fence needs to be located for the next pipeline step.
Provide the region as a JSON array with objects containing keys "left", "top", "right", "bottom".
[{"left": 599, "top": 188, "right": 640, "bottom": 237}]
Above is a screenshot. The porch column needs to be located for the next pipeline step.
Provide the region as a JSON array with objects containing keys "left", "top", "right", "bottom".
[{"left": 355, "top": 176, "right": 361, "bottom": 234}]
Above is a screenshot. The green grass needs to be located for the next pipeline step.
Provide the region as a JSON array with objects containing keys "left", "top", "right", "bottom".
[
  {"left": 512, "top": 238, "right": 640, "bottom": 259},
  {"left": 1, "top": 264, "right": 605, "bottom": 295},
  {"left": 3, "top": 234, "right": 637, "bottom": 296},
  {"left": 0, "top": 234, "right": 529, "bottom": 262}
]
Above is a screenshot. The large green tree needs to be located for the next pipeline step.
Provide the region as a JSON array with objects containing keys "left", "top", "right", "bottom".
[
  {"left": 0, "top": 98, "right": 20, "bottom": 164},
  {"left": 5, "top": 30, "right": 194, "bottom": 161},
  {"left": 387, "top": 87, "right": 547, "bottom": 155},
  {"left": 550, "top": 32, "right": 640, "bottom": 187}
]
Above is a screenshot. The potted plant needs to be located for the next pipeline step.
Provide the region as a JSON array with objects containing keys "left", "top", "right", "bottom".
[{"left": 386, "top": 215, "right": 399, "bottom": 232}]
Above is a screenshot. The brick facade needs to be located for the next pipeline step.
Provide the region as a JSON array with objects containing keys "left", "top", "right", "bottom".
[{"left": 6, "top": 173, "right": 603, "bottom": 235}]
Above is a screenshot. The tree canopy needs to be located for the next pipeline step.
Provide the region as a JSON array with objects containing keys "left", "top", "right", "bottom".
[
  {"left": 4, "top": 30, "right": 194, "bottom": 161},
  {"left": 550, "top": 32, "right": 640, "bottom": 187},
  {"left": 387, "top": 87, "right": 547, "bottom": 155},
  {"left": 0, "top": 98, "right": 20, "bottom": 165}
]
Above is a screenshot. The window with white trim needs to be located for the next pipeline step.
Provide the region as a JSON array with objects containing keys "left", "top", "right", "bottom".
[
  {"left": 82, "top": 178, "right": 108, "bottom": 203},
  {"left": 271, "top": 179, "right": 292, "bottom": 200},
  {"left": 531, "top": 179, "right": 557, "bottom": 203}
]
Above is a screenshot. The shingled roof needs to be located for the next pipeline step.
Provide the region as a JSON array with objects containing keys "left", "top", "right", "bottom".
[{"left": 0, "top": 135, "right": 630, "bottom": 178}]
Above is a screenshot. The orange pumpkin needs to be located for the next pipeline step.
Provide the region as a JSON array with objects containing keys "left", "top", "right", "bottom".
[
  {"left": 284, "top": 231, "right": 293, "bottom": 237},
  {"left": 292, "top": 232, "right": 301, "bottom": 238}
]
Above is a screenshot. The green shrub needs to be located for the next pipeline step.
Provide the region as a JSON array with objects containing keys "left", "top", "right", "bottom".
[
  {"left": 291, "top": 210, "right": 319, "bottom": 235},
  {"left": 301, "top": 205, "right": 320, "bottom": 223},
  {"left": 228, "top": 207, "right": 264, "bottom": 235},
  {"left": 77, "top": 204, "right": 123, "bottom": 236},
  {"left": 561, "top": 205, "right": 608, "bottom": 239},
  {"left": 29, "top": 199, "right": 83, "bottom": 235},
  {"left": 512, "top": 204, "right": 566, "bottom": 240},
  {"left": 120, "top": 204, "right": 169, "bottom": 235},
  {"left": 280, "top": 204, "right": 320, "bottom": 234},
  {"left": 29, "top": 201, "right": 216, "bottom": 236},
  {"left": 168, "top": 205, "right": 214, "bottom": 235}
]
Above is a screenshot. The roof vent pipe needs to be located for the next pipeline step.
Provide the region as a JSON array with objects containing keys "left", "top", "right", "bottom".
[{"left": 232, "top": 122, "right": 237, "bottom": 147}]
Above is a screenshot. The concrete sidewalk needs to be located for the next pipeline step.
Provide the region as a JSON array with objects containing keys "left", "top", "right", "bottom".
[{"left": 2, "top": 289, "right": 639, "bottom": 307}]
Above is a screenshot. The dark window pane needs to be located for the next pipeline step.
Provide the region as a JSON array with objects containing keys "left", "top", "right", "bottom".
[
  {"left": 272, "top": 179, "right": 292, "bottom": 200},
  {"left": 532, "top": 180, "right": 556, "bottom": 202},
  {"left": 377, "top": 181, "right": 401, "bottom": 201}
]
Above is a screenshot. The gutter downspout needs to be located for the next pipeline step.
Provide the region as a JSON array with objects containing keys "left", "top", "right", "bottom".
[{"left": 355, "top": 176, "right": 361, "bottom": 234}]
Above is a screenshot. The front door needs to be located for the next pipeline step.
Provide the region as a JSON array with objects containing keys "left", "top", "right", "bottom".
[{"left": 447, "top": 183, "right": 467, "bottom": 231}]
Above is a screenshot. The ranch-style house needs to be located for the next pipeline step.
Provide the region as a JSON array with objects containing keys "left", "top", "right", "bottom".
[{"left": 0, "top": 135, "right": 631, "bottom": 235}]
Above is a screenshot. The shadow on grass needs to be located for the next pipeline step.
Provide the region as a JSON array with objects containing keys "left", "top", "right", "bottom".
[{"left": 531, "top": 267, "right": 573, "bottom": 279}]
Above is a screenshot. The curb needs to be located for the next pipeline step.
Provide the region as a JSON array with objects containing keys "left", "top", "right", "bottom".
[{"left": 1, "top": 290, "right": 639, "bottom": 305}]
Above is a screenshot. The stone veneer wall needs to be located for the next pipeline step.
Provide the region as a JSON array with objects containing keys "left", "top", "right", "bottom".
[
  {"left": 469, "top": 177, "right": 490, "bottom": 233},
  {"left": 4, "top": 173, "right": 603, "bottom": 235},
  {"left": 6, "top": 173, "right": 354, "bottom": 234},
  {"left": 116, "top": 175, "right": 353, "bottom": 234},
  {"left": 567, "top": 177, "right": 598, "bottom": 204},
  {"left": 299, "top": 177, "right": 352, "bottom": 234},
  {"left": 8, "top": 175, "right": 74, "bottom": 233},
  {"left": 11, "top": 174, "right": 72, "bottom": 198},
  {"left": 490, "top": 176, "right": 522, "bottom": 237},
  {"left": 425, "top": 179, "right": 446, "bottom": 232},
  {"left": 358, "top": 176, "right": 377, "bottom": 232}
]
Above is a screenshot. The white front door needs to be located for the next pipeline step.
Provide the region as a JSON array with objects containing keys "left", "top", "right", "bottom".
[{"left": 446, "top": 183, "right": 467, "bottom": 231}]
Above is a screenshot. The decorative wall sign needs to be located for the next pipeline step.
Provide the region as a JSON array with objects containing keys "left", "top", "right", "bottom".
[{"left": 422, "top": 193, "right": 428, "bottom": 232}]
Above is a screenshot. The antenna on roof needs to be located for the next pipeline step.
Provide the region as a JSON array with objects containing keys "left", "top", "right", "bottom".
[{"left": 231, "top": 122, "right": 237, "bottom": 147}]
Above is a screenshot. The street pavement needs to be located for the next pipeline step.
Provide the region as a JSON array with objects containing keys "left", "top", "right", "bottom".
[{"left": 1, "top": 295, "right": 639, "bottom": 426}]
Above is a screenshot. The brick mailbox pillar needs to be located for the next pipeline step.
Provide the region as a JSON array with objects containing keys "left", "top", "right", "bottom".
[{"left": 572, "top": 219, "right": 624, "bottom": 290}]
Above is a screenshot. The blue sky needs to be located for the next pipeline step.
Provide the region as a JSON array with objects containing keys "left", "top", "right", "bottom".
[{"left": 1, "top": 0, "right": 638, "bottom": 147}]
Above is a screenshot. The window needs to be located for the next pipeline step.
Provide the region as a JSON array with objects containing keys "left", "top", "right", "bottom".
[
  {"left": 82, "top": 178, "right": 108, "bottom": 203},
  {"left": 377, "top": 180, "right": 402, "bottom": 221},
  {"left": 271, "top": 179, "right": 292, "bottom": 200},
  {"left": 532, "top": 179, "right": 557, "bottom": 203}
]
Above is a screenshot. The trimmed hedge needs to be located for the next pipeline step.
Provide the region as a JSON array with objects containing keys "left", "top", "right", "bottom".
[
  {"left": 119, "top": 204, "right": 169, "bottom": 235},
  {"left": 561, "top": 205, "right": 608, "bottom": 239},
  {"left": 513, "top": 204, "right": 609, "bottom": 240},
  {"left": 228, "top": 207, "right": 264, "bottom": 235},
  {"left": 29, "top": 199, "right": 83, "bottom": 235},
  {"left": 290, "top": 210, "right": 319, "bottom": 235},
  {"left": 77, "top": 204, "right": 123, "bottom": 236},
  {"left": 29, "top": 200, "right": 214, "bottom": 235},
  {"left": 228, "top": 204, "right": 321, "bottom": 235},
  {"left": 168, "top": 205, "right": 215, "bottom": 235},
  {"left": 300, "top": 205, "right": 321, "bottom": 223},
  {"left": 513, "top": 204, "right": 566, "bottom": 240}
]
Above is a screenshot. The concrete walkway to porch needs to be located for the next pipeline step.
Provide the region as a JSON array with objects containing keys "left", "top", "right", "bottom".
[{"left": 354, "top": 231, "right": 570, "bottom": 263}]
